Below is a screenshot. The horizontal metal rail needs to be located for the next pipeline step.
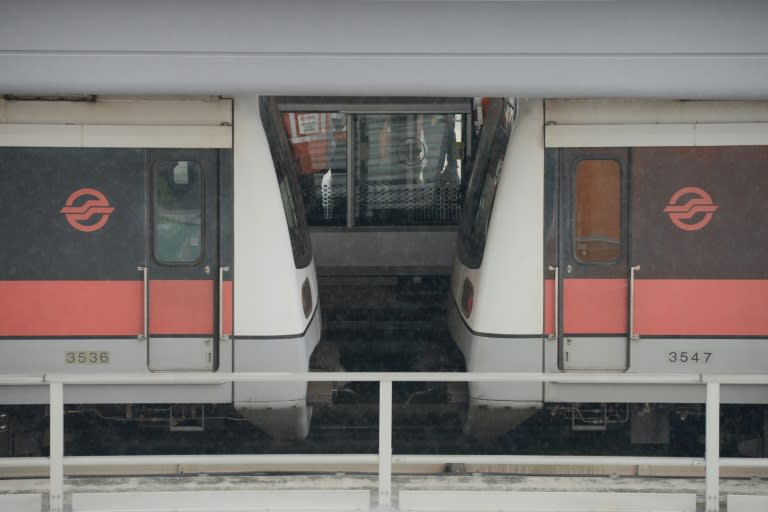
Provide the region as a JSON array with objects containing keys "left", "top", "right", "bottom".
[
  {"left": 1, "top": 372, "right": 767, "bottom": 512},
  {"left": 393, "top": 455, "right": 705, "bottom": 468},
  {"left": 719, "top": 458, "right": 768, "bottom": 469},
  {"left": 0, "top": 375, "right": 45, "bottom": 385},
  {"left": 0, "top": 457, "right": 49, "bottom": 469},
  {"left": 5, "top": 455, "right": 765, "bottom": 471},
  {"left": 63, "top": 454, "right": 378, "bottom": 467},
  {"left": 6, "top": 371, "right": 768, "bottom": 385}
]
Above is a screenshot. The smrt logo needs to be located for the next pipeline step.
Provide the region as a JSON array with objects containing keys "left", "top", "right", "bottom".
[
  {"left": 663, "top": 186, "right": 719, "bottom": 232},
  {"left": 60, "top": 188, "right": 115, "bottom": 232}
]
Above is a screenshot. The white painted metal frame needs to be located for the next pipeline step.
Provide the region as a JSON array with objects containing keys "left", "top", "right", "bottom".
[
  {"left": 398, "top": 490, "right": 697, "bottom": 512},
  {"left": 72, "top": 490, "right": 372, "bottom": 512},
  {"left": 1, "top": 372, "right": 767, "bottom": 512},
  {"left": 728, "top": 494, "right": 768, "bottom": 511},
  {"left": 0, "top": 493, "right": 42, "bottom": 512}
]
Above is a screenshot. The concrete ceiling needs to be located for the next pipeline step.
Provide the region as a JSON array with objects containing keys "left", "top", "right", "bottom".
[{"left": 1, "top": 0, "right": 767, "bottom": 98}]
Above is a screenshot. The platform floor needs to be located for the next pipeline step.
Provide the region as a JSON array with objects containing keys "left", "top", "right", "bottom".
[{"left": 2, "top": 472, "right": 768, "bottom": 511}]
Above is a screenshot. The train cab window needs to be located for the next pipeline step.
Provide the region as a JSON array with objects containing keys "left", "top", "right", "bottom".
[
  {"left": 282, "top": 112, "right": 348, "bottom": 226},
  {"left": 457, "top": 99, "right": 514, "bottom": 268},
  {"left": 260, "top": 98, "right": 313, "bottom": 269},
  {"left": 574, "top": 159, "right": 621, "bottom": 263},
  {"left": 153, "top": 160, "right": 203, "bottom": 264}
]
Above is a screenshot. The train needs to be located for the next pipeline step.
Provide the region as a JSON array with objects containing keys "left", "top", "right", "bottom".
[
  {"left": 0, "top": 95, "right": 322, "bottom": 441},
  {"left": 2, "top": 95, "right": 767, "bottom": 449},
  {"left": 449, "top": 98, "right": 768, "bottom": 441},
  {"left": 0, "top": 94, "right": 473, "bottom": 447}
]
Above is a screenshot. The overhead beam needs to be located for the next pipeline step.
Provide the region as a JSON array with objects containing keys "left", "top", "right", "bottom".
[{"left": 1, "top": 1, "right": 767, "bottom": 98}]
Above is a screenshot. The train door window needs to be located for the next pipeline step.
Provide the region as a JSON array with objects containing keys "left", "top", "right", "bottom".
[
  {"left": 574, "top": 159, "right": 621, "bottom": 263},
  {"left": 153, "top": 160, "right": 204, "bottom": 264},
  {"left": 282, "top": 112, "right": 348, "bottom": 226},
  {"left": 354, "top": 113, "right": 464, "bottom": 226}
]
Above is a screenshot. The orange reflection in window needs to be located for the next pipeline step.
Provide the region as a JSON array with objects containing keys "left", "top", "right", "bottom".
[{"left": 574, "top": 160, "right": 621, "bottom": 262}]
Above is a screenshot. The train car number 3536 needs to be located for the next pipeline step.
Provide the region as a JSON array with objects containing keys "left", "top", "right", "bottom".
[
  {"left": 668, "top": 351, "right": 712, "bottom": 364},
  {"left": 65, "top": 351, "right": 111, "bottom": 365}
]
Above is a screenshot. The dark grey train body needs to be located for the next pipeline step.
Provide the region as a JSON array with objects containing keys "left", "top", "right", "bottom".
[
  {"left": 449, "top": 99, "right": 768, "bottom": 437},
  {"left": 0, "top": 96, "right": 320, "bottom": 440}
]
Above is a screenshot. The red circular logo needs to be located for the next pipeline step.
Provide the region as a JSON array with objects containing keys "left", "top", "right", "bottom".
[
  {"left": 59, "top": 188, "right": 115, "bottom": 232},
  {"left": 663, "top": 186, "right": 719, "bottom": 232}
]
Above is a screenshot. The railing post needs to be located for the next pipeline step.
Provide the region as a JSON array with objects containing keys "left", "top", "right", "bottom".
[
  {"left": 705, "top": 381, "right": 720, "bottom": 512},
  {"left": 378, "top": 379, "right": 392, "bottom": 511},
  {"left": 49, "top": 381, "right": 64, "bottom": 512}
]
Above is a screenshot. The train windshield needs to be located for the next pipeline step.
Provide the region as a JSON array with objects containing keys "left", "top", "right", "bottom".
[
  {"left": 260, "top": 97, "right": 313, "bottom": 269},
  {"left": 457, "top": 98, "right": 515, "bottom": 269}
]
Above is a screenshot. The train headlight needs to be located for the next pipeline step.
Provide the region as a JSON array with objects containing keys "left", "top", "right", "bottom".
[
  {"left": 461, "top": 277, "right": 474, "bottom": 318},
  {"left": 301, "top": 278, "right": 312, "bottom": 319}
]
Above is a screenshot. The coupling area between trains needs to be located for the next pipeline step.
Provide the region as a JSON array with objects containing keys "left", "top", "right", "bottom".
[{"left": 0, "top": 95, "right": 766, "bottom": 447}]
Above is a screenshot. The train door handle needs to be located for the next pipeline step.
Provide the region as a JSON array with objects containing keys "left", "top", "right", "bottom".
[
  {"left": 548, "top": 265, "right": 559, "bottom": 340},
  {"left": 219, "top": 266, "right": 230, "bottom": 342},
  {"left": 137, "top": 266, "right": 148, "bottom": 342},
  {"left": 629, "top": 265, "right": 640, "bottom": 341}
]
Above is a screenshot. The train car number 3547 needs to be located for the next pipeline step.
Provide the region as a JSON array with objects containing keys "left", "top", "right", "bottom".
[
  {"left": 667, "top": 351, "right": 712, "bottom": 364},
  {"left": 65, "top": 351, "right": 111, "bottom": 365}
]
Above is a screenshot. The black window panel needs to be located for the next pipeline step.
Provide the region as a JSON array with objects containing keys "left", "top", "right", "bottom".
[
  {"left": 260, "top": 97, "right": 313, "bottom": 269},
  {"left": 457, "top": 98, "right": 515, "bottom": 268}
]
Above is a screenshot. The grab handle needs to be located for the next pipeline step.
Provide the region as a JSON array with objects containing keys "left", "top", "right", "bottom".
[
  {"left": 219, "top": 266, "right": 230, "bottom": 341},
  {"left": 629, "top": 265, "right": 640, "bottom": 341},
  {"left": 137, "top": 266, "right": 148, "bottom": 342},
  {"left": 548, "top": 265, "right": 559, "bottom": 340}
]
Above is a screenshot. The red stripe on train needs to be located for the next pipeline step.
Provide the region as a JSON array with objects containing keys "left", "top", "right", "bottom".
[
  {"left": 149, "top": 280, "right": 234, "bottom": 335},
  {"left": 0, "top": 281, "right": 143, "bottom": 336},
  {"left": 563, "top": 279, "right": 627, "bottom": 334},
  {"left": 149, "top": 280, "right": 213, "bottom": 334},
  {"left": 543, "top": 278, "right": 768, "bottom": 336},
  {"left": 222, "top": 280, "right": 233, "bottom": 336},
  {"left": 543, "top": 278, "right": 556, "bottom": 335},
  {"left": 635, "top": 279, "right": 768, "bottom": 336},
  {"left": 0, "top": 280, "right": 233, "bottom": 337}
]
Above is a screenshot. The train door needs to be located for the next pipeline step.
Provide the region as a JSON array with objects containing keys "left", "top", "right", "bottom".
[
  {"left": 556, "top": 148, "right": 631, "bottom": 370},
  {"left": 146, "top": 150, "right": 220, "bottom": 371}
]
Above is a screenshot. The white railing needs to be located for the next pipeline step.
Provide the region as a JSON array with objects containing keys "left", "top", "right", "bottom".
[{"left": 1, "top": 372, "right": 768, "bottom": 512}]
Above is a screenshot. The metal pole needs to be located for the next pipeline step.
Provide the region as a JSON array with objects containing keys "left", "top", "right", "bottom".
[
  {"left": 705, "top": 381, "right": 720, "bottom": 512},
  {"left": 137, "top": 266, "right": 148, "bottom": 342},
  {"left": 347, "top": 116, "right": 355, "bottom": 228},
  {"left": 378, "top": 379, "right": 392, "bottom": 510},
  {"left": 219, "top": 265, "right": 230, "bottom": 342},
  {"left": 49, "top": 381, "right": 64, "bottom": 512},
  {"left": 628, "top": 265, "right": 640, "bottom": 341}
]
